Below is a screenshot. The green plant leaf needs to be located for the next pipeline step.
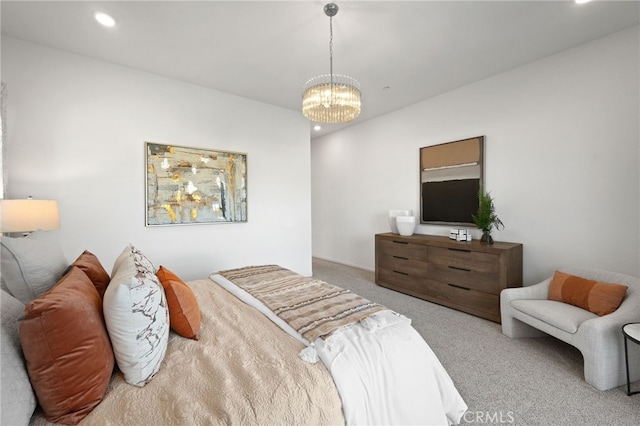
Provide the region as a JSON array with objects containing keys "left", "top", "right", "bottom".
[{"left": 472, "top": 186, "right": 504, "bottom": 233}]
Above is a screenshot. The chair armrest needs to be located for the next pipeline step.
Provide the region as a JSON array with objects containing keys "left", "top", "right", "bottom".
[
  {"left": 580, "top": 291, "right": 640, "bottom": 336},
  {"left": 500, "top": 278, "right": 551, "bottom": 303},
  {"left": 500, "top": 278, "right": 552, "bottom": 338}
]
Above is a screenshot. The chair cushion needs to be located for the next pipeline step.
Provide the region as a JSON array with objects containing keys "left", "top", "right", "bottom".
[
  {"left": 511, "top": 299, "right": 598, "bottom": 334},
  {"left": 548, "top": 271, "right": 628, "bottom": 316}
]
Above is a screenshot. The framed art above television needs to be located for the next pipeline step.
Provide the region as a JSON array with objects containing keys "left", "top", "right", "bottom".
[{"left": 420, "top": 136, "right": 484, "bottom": 226}]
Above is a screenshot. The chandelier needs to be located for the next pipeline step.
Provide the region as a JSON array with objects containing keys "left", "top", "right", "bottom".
[{"left": 302, "top": 3, "right": 361, "bottom": 124}]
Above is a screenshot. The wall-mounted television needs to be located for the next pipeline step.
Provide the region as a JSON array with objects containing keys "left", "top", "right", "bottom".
[{"left": 420, "top": 136, "right": 484, "bottom": 226}]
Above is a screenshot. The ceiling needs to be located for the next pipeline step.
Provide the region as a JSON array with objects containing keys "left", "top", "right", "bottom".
[{"left": 2, "top": 1, "right": 639, "bottom": 139}]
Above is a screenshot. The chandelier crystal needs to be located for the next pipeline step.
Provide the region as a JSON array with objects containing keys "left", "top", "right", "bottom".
[{"left": 302, "top": 3, "right": 361, "bottom": 124}]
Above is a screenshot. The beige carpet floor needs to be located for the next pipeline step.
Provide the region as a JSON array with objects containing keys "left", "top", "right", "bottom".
[{"left": 312, "top": 257, "right": 640, "bottom": 426}]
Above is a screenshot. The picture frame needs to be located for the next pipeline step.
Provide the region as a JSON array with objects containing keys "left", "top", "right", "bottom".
[
  {"left": 145, "top": 142, "right": 247, "bottom": 226},
  {"left": 419, "top": 136, "right": 484, "bottom": 225}
]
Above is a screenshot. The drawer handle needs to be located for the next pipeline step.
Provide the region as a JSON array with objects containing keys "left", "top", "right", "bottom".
[
  {"left": 448, "top": 248, "right": 471, "bottom": 253},
  {"left": 393, "top": 255, "right": 409, "bottom": 260},
  {"left": 448, "top": 284, "right": 471, "bottom": 291},
  {"left": 393, "top": 270, "right": 409, "bottom": 276},
  {"left": 448, "top": 265, "right": 471, "bottom": 272},
  {"left": 392, "top": 241, "right": 409, "bottom": 245}
]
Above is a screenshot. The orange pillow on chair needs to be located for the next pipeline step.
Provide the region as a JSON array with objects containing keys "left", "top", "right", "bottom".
[
  {"left": 548, "top": 271, "right": 628, "bottom": 316},
  {"left": 156, "top": 266, "right": 201, "bottom": 340}
]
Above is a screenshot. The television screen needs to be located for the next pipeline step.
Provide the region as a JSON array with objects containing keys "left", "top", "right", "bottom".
[{"left": 421, "top": 179, "right": 479, "bottom": 224}]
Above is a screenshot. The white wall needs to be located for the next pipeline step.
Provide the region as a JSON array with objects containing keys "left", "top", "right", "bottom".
[
  {"left": 312, "top": 26, "right": 640, "bottom": 284},
  {"left": 2, "top": 37, "right": 313, "bottom": 280}
]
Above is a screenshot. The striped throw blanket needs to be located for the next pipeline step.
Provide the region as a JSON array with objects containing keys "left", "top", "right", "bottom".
[{"left": 217, "top": 265, "right": 385, "bottom": 342}]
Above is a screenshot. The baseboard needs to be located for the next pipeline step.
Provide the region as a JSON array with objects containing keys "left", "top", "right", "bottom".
[{"left": 311, "top": 255, "right": 374, "bottom": 273}]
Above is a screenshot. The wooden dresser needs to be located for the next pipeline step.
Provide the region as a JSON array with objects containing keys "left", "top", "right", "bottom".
[{"left": 375, "top": 233, "right": 523, "bottom": 322}]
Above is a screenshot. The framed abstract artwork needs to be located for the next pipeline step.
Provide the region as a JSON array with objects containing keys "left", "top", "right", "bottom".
[
  {"left": 420, "top": 136, "right": 484, "bottom": 226},
  {"left": 145, "top": 142, "right": 247, "bottom": 226}
]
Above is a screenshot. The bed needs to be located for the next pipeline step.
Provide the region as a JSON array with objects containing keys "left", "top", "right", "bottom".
[{"left": 0, "top": 233, "right": 467, "bottom": 426}]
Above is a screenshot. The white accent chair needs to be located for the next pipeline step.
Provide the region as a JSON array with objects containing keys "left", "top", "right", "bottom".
[{"left": 501, "top": 267, "right": 640, "bottom": 391}]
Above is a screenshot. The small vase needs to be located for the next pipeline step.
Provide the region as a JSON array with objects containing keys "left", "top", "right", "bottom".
[
  {"left": 388, "top": 210, "right": 413, "bottom": 234},
  {"left": 396, "top": 216, "right": 416, "bottom": 236},
  {"left": 481, "top": 231, "right": 494, "bottom": 244}
]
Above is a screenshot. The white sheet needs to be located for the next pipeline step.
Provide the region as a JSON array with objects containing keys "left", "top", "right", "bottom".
[
  {"left": 315, "top": 318, "right": 467, "bottom": 425},
  {"left": 211, "top": 273, "right": 467, "bottom": 425}
]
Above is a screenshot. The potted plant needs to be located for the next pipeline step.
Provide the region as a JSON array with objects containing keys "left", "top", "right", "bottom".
[{"left": 472, "top": 187, "right": 504, "bottom": 244}]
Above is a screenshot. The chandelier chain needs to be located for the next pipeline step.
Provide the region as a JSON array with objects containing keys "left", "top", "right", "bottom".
[{"left": 329, "top": 15, "right": 334, "bottom": 86}]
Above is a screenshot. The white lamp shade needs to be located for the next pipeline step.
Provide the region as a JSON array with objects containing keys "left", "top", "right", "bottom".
[{"left": 0, "top": 199, "right": 60, "bottom": 233}]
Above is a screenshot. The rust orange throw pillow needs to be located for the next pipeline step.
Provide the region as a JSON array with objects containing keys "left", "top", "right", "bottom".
[
  {"left": 156, "top": 266, "right": 201, "bottom": 340},
  {"left": 19, "top": 266, "right": 114, "bottom": 424},
  {"left": 72, "top": 250, "right": 110, "bottom": 298},
  {"left": 548, "top": 271, "right": 628, "bottom": 316}
]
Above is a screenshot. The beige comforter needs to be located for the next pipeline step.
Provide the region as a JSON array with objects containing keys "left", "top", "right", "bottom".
[{"left": 32, "top": 279, "right": 344, "bottom": 426}]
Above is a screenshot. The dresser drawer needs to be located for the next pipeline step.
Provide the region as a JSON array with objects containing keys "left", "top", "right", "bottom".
[
  {"left": 427, "top": 264, "right": 500, "bottom": 295},
  {"left": 428, "top": 246, "right": 499, "bottom": 273},
  {"left": 377, "top": 268, "right": 428, "bottom": 298},
  {"left": 427, "top": 246, "right": 500, "bottom": 294},
  {"left": 424, "top": 279, "right": 500, "bottom": 322},
  {"left": 377, "top": 239, "right": 427, "bottom": 262},
  {"left": 377, "top": 254, "right": 428, "bottom": 278}
]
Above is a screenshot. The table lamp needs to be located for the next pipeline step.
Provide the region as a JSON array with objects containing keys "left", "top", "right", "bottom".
[{"left": 0, "top": 197, "right": 60, "bottom": 236}]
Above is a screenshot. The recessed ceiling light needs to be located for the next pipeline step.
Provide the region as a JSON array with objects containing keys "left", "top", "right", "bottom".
[
  {"left": 575, "top": 0, "right": 592, "bottom": 4},
  {"left": 94, "top": 12, "right": 116, "bottom": 28},
  {"left": 313, "top": 125, "right": 322, "bottom": 131}
]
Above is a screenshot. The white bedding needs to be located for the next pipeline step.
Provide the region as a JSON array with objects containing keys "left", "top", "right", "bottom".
[{"left": 211, "top": 273, "right": 468, "bottom": 425}]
